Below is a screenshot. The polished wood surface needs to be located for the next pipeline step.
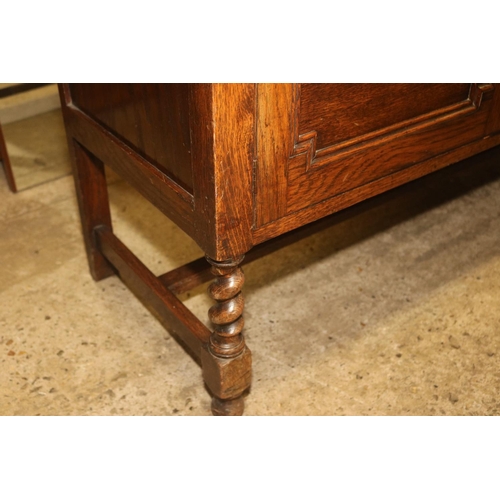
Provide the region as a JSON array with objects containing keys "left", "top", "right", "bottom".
[
  {"left": 59, "top": 84, "right": 500, "bottom": 415},
  {"left": 299, "top": 84, "right": 472, "bottom": 147},
  {"left": 62, "top": 84, "right": 255, "bottom": 261},
  {"left": 255, "top": 83, "right": 499, "bottom": 231},
  {"left": 70, "top": 84, "right": 193, "bottom": 191},
  {"left": 189, "top": 84, "right": 255, "bottom": 259},
  {"left": 203, "top": 257, "right": 251, "bottom": 416},
  {"left": 60, "top": 85, "right": 196, "bottom": 240},
  {"left": 67, "top": 136, "right": 115, "bottom": 281}
]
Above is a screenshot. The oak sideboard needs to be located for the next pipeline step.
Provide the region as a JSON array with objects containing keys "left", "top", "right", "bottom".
[{"left": 59, "top": 84, "right": 500, "bottom": 415}]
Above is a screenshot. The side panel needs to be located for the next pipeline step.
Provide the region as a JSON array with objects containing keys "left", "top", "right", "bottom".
[
  {"left": 70, "top": 84, "right": 193, "bottom": 192},
  {"left": 60, "top": 84, "right": 197, "bottom": 244},
  {"left": 61, "top": 84, "right": 256, "bottom": 260}
]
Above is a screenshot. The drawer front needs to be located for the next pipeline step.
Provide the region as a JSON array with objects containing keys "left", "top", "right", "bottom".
[{"left": 255, "top": 83, "right": 498, "bottom": 227}]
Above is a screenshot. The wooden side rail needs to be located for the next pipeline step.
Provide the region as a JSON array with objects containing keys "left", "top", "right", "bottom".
[
  {"left": 95, "top": 225, "right": 211, "bottom": 362},
  {"left": 63, "top": 103, "right": 196, "bottom": 237}
]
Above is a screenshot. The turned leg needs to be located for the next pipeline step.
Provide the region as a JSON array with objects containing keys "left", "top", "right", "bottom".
[
  {"left": 201, "top": 256, "right": 252, "bottom": 416},
  {"left": 69, "top": 140, "right": 115, "bottom": 281}
]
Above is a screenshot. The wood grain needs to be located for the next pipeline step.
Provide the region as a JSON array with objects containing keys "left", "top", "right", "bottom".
[
  {"left": 62, "top": 100, "right": 196, "bottom": 239},
  {"left": 202, "top": 256, "right": 251, "bottom": 415},
  {"left": 59, "top": 83, "right": 500, "bottom": 416},
  {"left": 255, "top": 83, "right": 296, "bottom": 226},
  {"left": 69, "top": 84, "right": 194, "bottom": 191},
  {"left": 206, "top": 256, "right": 246, "bottom": 358},
  {"left": 253, "top": 132, "right": 500, "bottom": 244},
  {"left": 254, "top": 83, "right": 500, "bottom": 243},
  {"left": 211, "top": 84, "right": 255, "bottom": 259},
  {"left": 299, "top": 84, "right": 471, "bottom": 148},
  {"left": 286, "top": 98, "right": 492, "bottom": 213},
  {"left": 179, "top": 84, "right": 256, "bottom": 261},
  {"left": 486, "top": 84, "right": 500, "bottom": 134},
  {"left": 66, "top": 138, "right": 115, "bottom": 281}
]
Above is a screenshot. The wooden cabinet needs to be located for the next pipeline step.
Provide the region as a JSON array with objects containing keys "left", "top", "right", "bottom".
[{"left": 59, "top": 84, "right": 500, "bottom": 415}]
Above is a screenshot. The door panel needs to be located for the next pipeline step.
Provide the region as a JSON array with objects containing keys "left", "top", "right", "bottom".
[{"left": 255, "top": 83, "right": 498, "bottom": 226}]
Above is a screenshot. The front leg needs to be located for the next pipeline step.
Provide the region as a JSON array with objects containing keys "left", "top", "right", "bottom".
[{"left": 201, "top": 256, "right": 252, "bottom": 416}]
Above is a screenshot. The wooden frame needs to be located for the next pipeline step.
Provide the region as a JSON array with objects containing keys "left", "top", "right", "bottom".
[{"left": 59, "top": 84, "right": 500, "bottom": 415}]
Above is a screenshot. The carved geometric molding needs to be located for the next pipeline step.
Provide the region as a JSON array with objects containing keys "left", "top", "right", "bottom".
[
  {"left": 290, "top": 83, "right": 494, "bottom": 173},
  {"left": 470, "top": 83, "right": 494, "bottom": 108}
]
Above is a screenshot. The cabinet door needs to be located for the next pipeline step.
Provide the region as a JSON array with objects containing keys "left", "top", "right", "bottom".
[{"left": 255, "top": 83, "right": 500, "bottom": 232}]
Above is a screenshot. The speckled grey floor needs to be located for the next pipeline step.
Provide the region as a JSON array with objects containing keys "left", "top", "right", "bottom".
[
  {"left": 1, "top": 141, "right": 500, "bottom": 416},
  {"left": 2, "top": 108, "right": 71, "bottom": 191}
]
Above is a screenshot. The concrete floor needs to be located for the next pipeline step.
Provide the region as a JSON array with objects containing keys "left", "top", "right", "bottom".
[
  {"left": 2, "top": 108, "right": 71, "bottom": 191},
  {"left": 1, "top": 134, "right": 500, "bottom": 415}
]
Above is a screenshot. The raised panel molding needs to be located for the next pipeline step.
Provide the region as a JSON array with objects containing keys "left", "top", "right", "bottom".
[
  {"left": 290, "top": 83, "right": 494, "bottom": 173},
  {"left": 255, "top": 83, "right": 497, "bottom": 229}
]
